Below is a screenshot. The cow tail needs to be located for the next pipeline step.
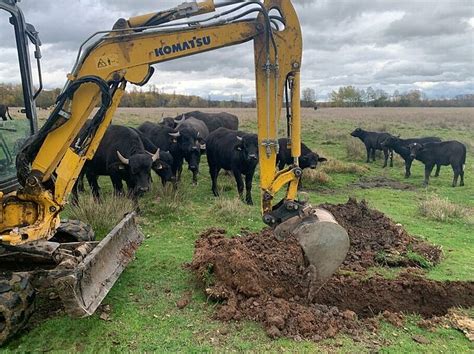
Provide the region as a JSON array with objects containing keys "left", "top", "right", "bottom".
[{"left": 6, "top": 106, "right": 12, "bottom": 120}]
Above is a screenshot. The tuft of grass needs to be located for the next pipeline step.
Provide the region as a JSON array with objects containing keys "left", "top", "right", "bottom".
[
  {"left": 406, "top": 250, "right": 433, "bottom": 269},
  {"left": 418, "top": 194, "right": 467, "bottom": 222},
  {"left": 321, "top": 159, "right": 369, "bottom": 175},
  {"left": 301, "top": 168, "right": 332, "bottom": 188},
  {"left": 214, "top": 196, "right": 252, "bottom": 224},
  {"left": 153, "top": 183, "right": 189, "bottom": 215},
  {"left": 65, "top": 194, "right": 135, "bottom": 239},
  {"left": 345, "top": 138, "right": 366, "bottom": 160}
]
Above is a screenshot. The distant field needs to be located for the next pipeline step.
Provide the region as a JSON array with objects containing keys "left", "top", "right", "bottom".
[{"left": 6, "top": 107, "right": 474, "bottom": 352}]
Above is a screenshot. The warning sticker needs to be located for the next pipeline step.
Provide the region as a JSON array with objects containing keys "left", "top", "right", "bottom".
[{"left": 96, "top": 54, "right": 119, "bottom": 69}]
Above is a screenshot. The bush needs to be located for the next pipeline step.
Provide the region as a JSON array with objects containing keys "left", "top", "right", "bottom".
[
  {"left": 66, "top": 194, "right": 135, "bottom": 239},
  {"left": 418, "top": 194, "right": 467, "bottom": 222}
]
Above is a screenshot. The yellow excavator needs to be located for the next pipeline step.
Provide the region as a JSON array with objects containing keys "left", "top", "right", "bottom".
[{"left": 0, "top": 0, "right": 349, "bottom": 344}]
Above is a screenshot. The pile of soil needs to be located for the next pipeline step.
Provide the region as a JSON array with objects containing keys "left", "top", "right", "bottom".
[
  {"left": 188, "top": 199, "right": 473, "bottom": 341},
  {"left": 321, "top": 198, "right": 442, "bottom": 270}
]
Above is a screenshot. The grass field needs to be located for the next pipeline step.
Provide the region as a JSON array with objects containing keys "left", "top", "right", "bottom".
[{"left": 5, "top": 107, "right": 474, "bottom": 352}]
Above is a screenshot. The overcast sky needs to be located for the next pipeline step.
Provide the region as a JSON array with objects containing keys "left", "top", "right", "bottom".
[{"left": 0, "top": 0, "right": 473, "bottom": 100}]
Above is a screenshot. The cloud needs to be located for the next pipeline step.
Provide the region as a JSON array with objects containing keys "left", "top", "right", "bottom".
[{"left": 0, "top": 0, "right": 471, "bottom": 99}]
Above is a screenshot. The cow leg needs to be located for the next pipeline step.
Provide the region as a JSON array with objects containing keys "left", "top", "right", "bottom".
[
  {"left": 451, "top": 164, "right": 460, "bottom": 187},
  {"left": 389, "top": 149, "right": 394, "bottom": 167},
  {"left": 210, "top": 165, "right": 221, "bottom": 197},
  {"left": 434, "top": 164, "right": 441, "bottom": 177},
  {"left": 232, "top": 169, "right": 245, "bottom": 202},
  {"left": 86, "top": 172, "right": 101, "bottom": 200},
  {"left": 460, "top": 166, "right": 465, "bottom": 187},
  {"left": 77, "top": 173, "right": 85, "bottom": 192},
  {"left": 191, "top": 168, "right": 199, "bottom": 185},
  {"left": 371, "top": 148, "right": 376, "bottom": 162},
  {"left": 404, "top": 158, "right": 413, "bottom": 178},
  {"left": 365, "top": 145, "right": 371, "bottom": 163},
  {"left": 244, "top": 172, "right": 254, "bottom": 205},
  {"left": 382, "top": 148, "right": 389, "bottom": 168},
  {"left": 110, "top": 175, "right": 125, "bottom": 196},
  {"left": 423, "top": 164, "right": 434, "bottom": 186},
  {"left": 71, "top": 180, "right": 80, "bottom": 206}
]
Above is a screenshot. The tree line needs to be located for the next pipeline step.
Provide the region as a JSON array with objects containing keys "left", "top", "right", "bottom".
[
  {"left": 0, "top": 84, "right": 254, "bottom": 109},
  {"left": 302, "top": 86, "right": 474, "bottom": 108},
  {"left": 1, "top": 83, "right": 472, "bottom": 109}
]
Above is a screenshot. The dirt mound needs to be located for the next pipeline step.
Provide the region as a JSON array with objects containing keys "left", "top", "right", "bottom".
[
  {"left": 321, "top": 198, "right": 442, "bottom": 270},
  {"left": 351, "top": 176, "right": 415, "bottom": 190},
  {"left": 188, "top": 200, "right": 472, "bottom": 341}
]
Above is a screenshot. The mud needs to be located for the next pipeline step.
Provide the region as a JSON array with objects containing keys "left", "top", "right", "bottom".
[
  {"left": 188, "top": 199, "right": 472, "bottom": 341},
  {"left": 352, "top": 176, "right": 415, "bottom": 191}
]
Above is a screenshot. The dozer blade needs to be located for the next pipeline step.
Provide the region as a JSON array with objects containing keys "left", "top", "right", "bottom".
[
  {"left": 275, "top": 207, "right": 350, "bottom": 283},
  {"left": 55, "top": 212, "right": 144, "bottom": 317}
]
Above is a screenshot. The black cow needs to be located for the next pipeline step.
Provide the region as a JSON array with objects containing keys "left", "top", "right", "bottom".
[
  {"left": 175, "top": 115, "right": 209, "bottom": 150},
  {"left": 207, "top": 127, "right": 258, "bottom": 205},
  {"left": 160, "top": 117, "right": 176, "bottom": 128},
  {"left": 381, "top": 136, "right": 442, "bottom": 178},
  {"left": 179, "top": 111, "right": 238, "bottom": 132},
  {"left": 277, "top": 138, "right": 327, "bottom": 170},
  {"left": 0, "top": 104, "right": 12, "bottom": 121},
  {"left": 409, "top": 141, "right": 466, "bottom": 187},
  {"left": 138, "top": 121, "right": 203, "bottom": 184},
  {"left": 80, "top": 125, "right": 159, "bottom": 199},
  {"left": 175, "top": 125, "right": 204, "bottom": 184},
  {"left": 131, "top": 127, "right": 174, "bottom": 186},
  {"left": 350, "top": 128, "right": 394, "bottom": 167}
]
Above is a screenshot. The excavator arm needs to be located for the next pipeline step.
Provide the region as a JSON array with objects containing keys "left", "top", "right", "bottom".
[{"left": 1, "top": 0, "right": 348, "bottom": 283}]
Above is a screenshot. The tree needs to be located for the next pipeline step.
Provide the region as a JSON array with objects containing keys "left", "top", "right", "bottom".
[
  {"left": 302, "top": 88, "right": 316, "bottom": 107},
  {"left": 329, "top": 86, "right": 362, "bottom": 107}
]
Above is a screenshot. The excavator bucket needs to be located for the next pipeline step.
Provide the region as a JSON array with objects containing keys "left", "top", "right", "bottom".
[
  {"left": 55, "top": 212, "right": 144, "bottom": 317},
  {"left": 275, "top": 207, "right": 350, "bottom": 284}
]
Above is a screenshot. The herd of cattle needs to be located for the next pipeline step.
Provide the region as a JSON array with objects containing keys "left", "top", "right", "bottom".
[
  {"left": 350, "top": 128, "right": 466, "bottom": 187},
  {"left": 71, "top": 111, "right": 467, "bottom": 204}
]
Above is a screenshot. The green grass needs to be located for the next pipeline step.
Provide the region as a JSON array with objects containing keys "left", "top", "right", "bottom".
[{"left": 4, "top": 107, "right": 473, "bottom": 352}]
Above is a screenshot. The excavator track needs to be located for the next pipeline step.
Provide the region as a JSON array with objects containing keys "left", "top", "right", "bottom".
[{"left": 0, "top": 273, "right": 36, "bottom": 346}]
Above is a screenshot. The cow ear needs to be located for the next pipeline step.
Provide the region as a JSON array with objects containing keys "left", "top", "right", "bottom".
[{"left": 318, "top": 157, "right": 327, "bottom": 162}]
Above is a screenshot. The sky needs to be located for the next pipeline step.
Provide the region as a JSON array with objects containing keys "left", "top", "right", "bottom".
[{"left": 0, "top": 0, "right": 473, "bottom": 101}]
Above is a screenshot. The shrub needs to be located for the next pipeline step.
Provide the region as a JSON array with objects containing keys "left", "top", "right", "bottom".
[
  {"left": 66, "top": 194, "right": 135, "bottom": 239},
  {"left": 418, "top": 194, "right": 467, "bottom": 222}
]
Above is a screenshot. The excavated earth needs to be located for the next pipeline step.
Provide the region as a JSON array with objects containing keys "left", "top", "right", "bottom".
[{"left": 188, "top": 199, "right": 474, "bottom": 341}]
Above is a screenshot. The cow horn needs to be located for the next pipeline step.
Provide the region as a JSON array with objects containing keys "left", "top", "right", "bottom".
[
  {"left": 117, "top": 151, "right": 129, "bottom": 165},
  {"left": 174, "top": 114, "right": 185, "bottom": 124},
  {"left": 236, "top": 136, "right": 243, "bottom": 141},
  {"left": 152, "top": 148, "right": 160, "bottom": 162},
  {"left": 197, "top": 131, "right": 200, "bottom": 137},
  {"left": 168, "top": 132, "right": 180, "bottom": 137}
]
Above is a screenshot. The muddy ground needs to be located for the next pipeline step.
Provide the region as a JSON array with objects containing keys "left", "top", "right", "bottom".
[
  {"left": 188, "top": 199, "right": 473, "bottom": 342},
  {"left": 351, "top": 176, "right": 415, "bottom": 191}
]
